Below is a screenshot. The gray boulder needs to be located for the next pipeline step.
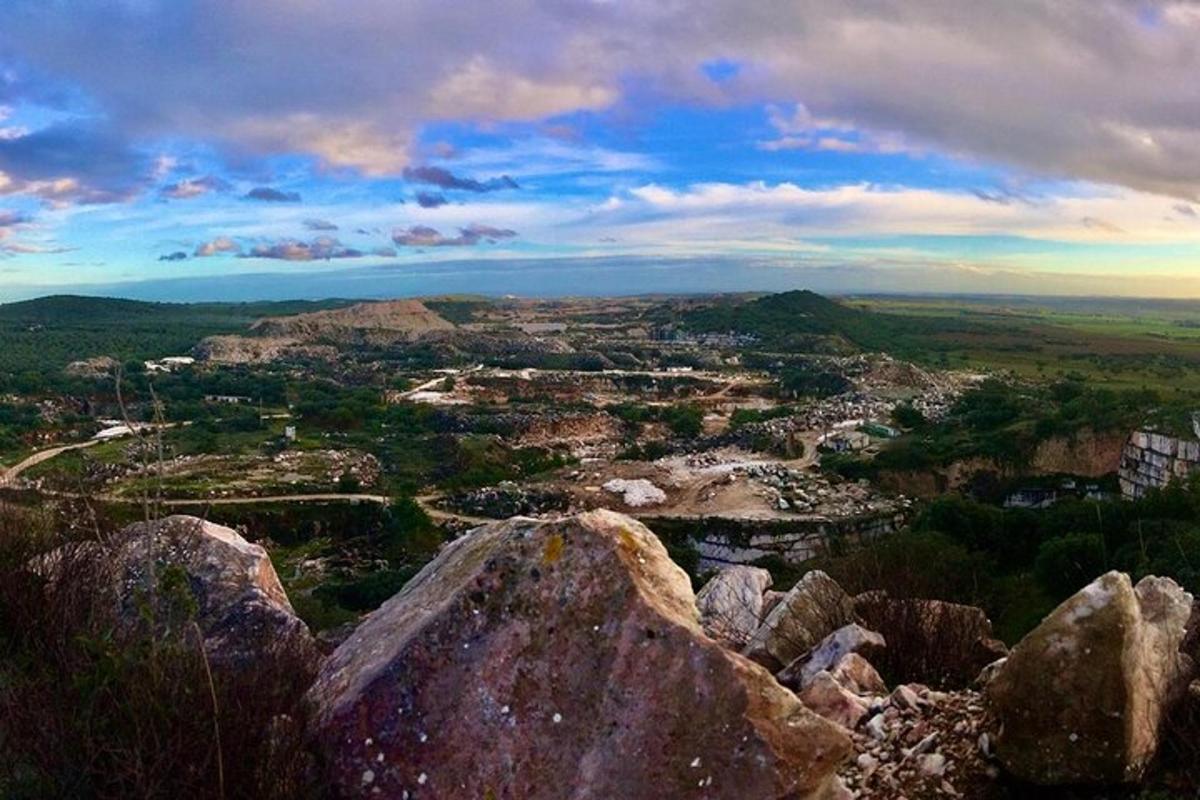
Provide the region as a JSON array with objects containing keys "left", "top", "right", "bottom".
[
  {"left": 987, "top": 571, "right": 1193, "bottom": 784},
  {"left": 114, "top": 515, "right": 316, "bottom": 666},
  {"left": 744, "top": 570, "right": 855, "bottom": 670},
  {"left": 696, "top": 564, "right": 773, "bottom": 646}
]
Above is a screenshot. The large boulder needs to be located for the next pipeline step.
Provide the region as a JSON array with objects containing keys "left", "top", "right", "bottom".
[
  {"left": 114, "top": 515, "right": 315, "bottom": 666},
  {"left": 695, "top": 564, "right": 773, "bottom": 647},
  {"left": 308, "top": 510, "right": 852, "bottom": 800},
  {"left": 987, "top": 571, "right": 1194, "bottom": 784},
  {"left": 744, "top": 570, "right": 855, "bottom": 671}
]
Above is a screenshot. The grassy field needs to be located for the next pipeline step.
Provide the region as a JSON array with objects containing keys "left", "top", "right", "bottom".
[{"left": 850, "top": 295, "right": 1200, "bottom": 394}]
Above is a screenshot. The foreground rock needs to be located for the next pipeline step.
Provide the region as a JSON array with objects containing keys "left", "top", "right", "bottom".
[
  {"left": 987, "top": 571, "right": 1193, "bottom": 784},
  {"left": 308, "top": 510, "right": 851, "bottom": 800},
  {"left": 115, "top": 515, "right": 316, "bottom": 666},
  {"left": 695, "top": 564, "right": 773, "bottom": 646},
  {"left": 745, "top": 570, "right": 856, "bottom": 671}
]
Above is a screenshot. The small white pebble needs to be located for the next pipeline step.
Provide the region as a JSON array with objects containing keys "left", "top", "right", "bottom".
[
  {"left": 376, "top": 753, "right": 384, "bottom": 763},
  {"left": 361, "top": 769, "right": 375, "bottom": 785},
  {"left": 690, "top": 757, "right": 701, "bottom": 768},
  {"left": 553, "top": 713, "right": 563, "bottom": 723},
  {"left": 418, "top": 773, "right": 428, "bottom": 785},
  {"left": 501, "top": 705, "right": 510, "bottom": 714},
  {"left": 419, "top": 732, "right": 428, "bottom": 743}
]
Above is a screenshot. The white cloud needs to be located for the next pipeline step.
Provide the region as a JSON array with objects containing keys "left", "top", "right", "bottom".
[{"left": 4, "top": 0, "right": 1200, "bottom": 197}]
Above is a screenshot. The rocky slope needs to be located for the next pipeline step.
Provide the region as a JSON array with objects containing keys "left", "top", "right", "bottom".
[{"left": 249, "top": 298, "right": 455, "bottom": 344}]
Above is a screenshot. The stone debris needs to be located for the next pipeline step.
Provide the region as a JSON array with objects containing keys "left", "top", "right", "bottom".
[
  {"left": 601, "top": 477, "right": 667, "bottom": 507},
  {"left": 307, "top": 510, "right": 852, "bottom": 800},
  {"left": 442, "top": 481, "right": 571, "bottom": 519},
  {"left": 836, "top": 684, "right": 1000, "bottom": 800}
]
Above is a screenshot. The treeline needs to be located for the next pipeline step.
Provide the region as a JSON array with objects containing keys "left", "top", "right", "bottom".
[
  {"left": 827, "top": 377, "right": 1157, "bottom": 476},
  {"left": 0, "top": 295, "right": 351, "bottom": 382},
  {"left": 802, "top": 479, "right": 1200, "bottom": 643}
]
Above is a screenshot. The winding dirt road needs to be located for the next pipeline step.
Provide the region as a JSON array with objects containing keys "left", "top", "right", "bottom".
[{"left": 0, "top": 440, "right": 99, "bottom": 487}]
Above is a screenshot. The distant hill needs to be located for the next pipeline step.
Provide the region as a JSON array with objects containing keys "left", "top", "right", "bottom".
[
  {"left": 683, "top": 290, "right": 984, "bottom": 357},
  {"left": 0, "top": 295, "right": 358, "bottom": 378},
  {"left": 249, "top": 299, "right": 455, "bottom": 344},
  {"left": 0, "top": 295, "right": 357, "bottom": 326},
  {"left": 683, "top": 290, "right": 899, "bottom": 351}
]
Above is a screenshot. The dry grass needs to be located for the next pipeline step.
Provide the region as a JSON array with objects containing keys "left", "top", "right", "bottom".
[{"left": 0, "top": 498, "right": 323, "bottom": 800}]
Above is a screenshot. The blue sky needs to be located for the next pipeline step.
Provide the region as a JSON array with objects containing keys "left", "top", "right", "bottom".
[{"left": 4, "top": 1, "right": 1200, "bottom": 299}]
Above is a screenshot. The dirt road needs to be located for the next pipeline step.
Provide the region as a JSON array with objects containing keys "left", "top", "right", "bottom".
[{"left": 0, "top": 440, "right": 99, "bottom": 487}]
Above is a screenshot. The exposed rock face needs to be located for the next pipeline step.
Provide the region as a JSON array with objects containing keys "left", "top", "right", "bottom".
[
  {"left": 778, "top": 624, "right": 887, "bottom": 691},
  {"left": 695, "top": 564, "right": 773, "bottom": 646},
  {"left": 251, "top": 299, "right": 455, "bottom": 344},
  {"left": 987, "top": 571, "right": 1194, "bottom": 784},
  {"left": 308, "top": 510, "right": 851, "bottom": 800},
  {"left": 1120, "top": 429, "right": 1200, "bottom": 499},
  {"left": 745, "top": 570, "right": 856, "bottom": 671},
  {"left": 193, "top": 334, "right": 337, "bottom": 365},
  {"left": 64, "top": 355, "right": 119, "bottom": 378},
  {"left": 115, "top": 515, "right": 315, "bottom": 666}
]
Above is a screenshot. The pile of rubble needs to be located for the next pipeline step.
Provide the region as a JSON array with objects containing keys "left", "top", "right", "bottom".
[
  {"left": 441, "top": 480, "right": 571, "bottom": 518},
  {"left": 602, "top": 477, "right": 668, "bottom": 507},
  {"left": 840, "top": 685, "right": 996, "bottom": 799},
  {"left": 679, "top": 451, "right": 910, "bottom": 518},
  {"left": 272, "top": 449, "right": 381, "bottom": 488},
  {"left": 696, "top": 563, "right": 1197, "bottom": 799}
]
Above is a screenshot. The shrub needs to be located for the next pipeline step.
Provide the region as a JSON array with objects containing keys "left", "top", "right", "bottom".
[{"left": 1033, "top": 531, "right": 1108, "bottom": 601}]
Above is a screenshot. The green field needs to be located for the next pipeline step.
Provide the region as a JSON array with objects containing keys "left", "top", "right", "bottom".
[{"left": 849, "top": 295, "right": 1200, "bottom": 394}]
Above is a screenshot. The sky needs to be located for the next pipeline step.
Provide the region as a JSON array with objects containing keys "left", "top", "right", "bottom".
[{"left": 4, "top": 1, "right": 1200, "bottom": 299}]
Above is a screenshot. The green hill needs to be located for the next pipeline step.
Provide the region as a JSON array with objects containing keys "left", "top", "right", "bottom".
[
  {"left": 0, "top": 295, "right": 358, "bottom": 383},
  {"left": 683, "top": 290, "right": 986, "bottom": 357},
  {"left": 683, "top": 290, "right": 900, "bottom": 351}
]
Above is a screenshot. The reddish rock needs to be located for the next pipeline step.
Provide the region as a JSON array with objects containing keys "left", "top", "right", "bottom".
[
  {"left": 798, "top": 671, "right": 873, "bottom": 729},
  {"left": 308, "top": 510, "right": 851, "bottom": 800},
  {"left": 829, "top": 652, "right": 888, "bottom": 696}
]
